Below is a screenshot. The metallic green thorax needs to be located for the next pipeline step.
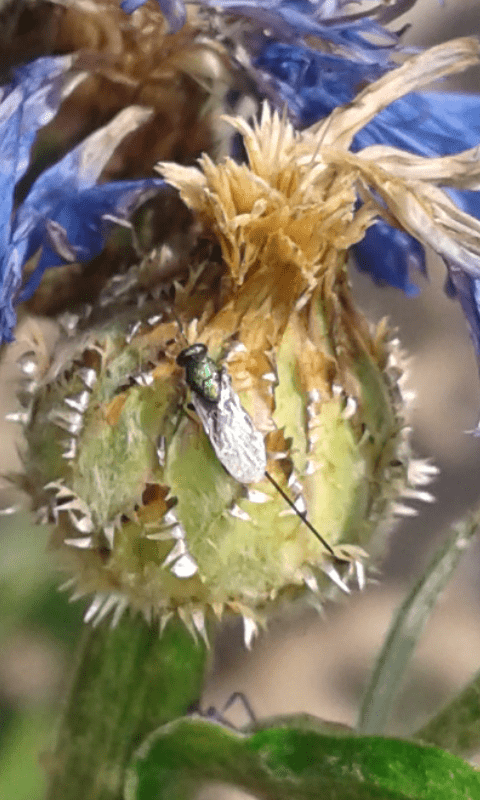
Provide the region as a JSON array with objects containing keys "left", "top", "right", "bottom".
[{"left": 177, "top": 344, "right": 221, "bottom": 403}]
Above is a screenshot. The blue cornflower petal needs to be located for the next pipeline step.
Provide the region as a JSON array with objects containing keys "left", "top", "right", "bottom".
[
  {"left": 445, "top": 266, "right": 480, "bottom": 360},
  {"left": 14, "top": 106, "right": 156, "bottom": 249},
  {"left": 256, "top": 43, "right": 480, "bottom": 157},
  {"left": 213, "top": 0, "right": 398, "bottom": 57},
  {"left": 121, "top": 0, "right": 147, "bottom": 10},
  {"left": 353, "top": 93, "right": 480, "bottom": 298},
  {"left": 10, "top": 56, "right": 77, "bottom": 184},
  {"left": 255, "top": 41, "right": 480, "bottom": 299},
  {"left": 352, "top": 222, "right": 425, "bottom": 297},
  {"left": 22, "top": 107, "right": 153, "bottom": 212},
  {"left": 255, "top": 44, "right": 384, "bottom": 126},
  {"left": 353, "top": 91, "right": 480, "bottom": 155},
  {"left": 0, "top": 56, "right": 74, "bottom": 254},
  {"left": 17, "top": 178, "right": 166, "bottom": 303},
  {"left": 437, "top": 185, "right": 480, "bottom": 361},
  {"left": 0, "top": 55, "right": 77, "bottom": 342},
  {"left": 351, "top": 92, "right": 480, "bottom": 298},
  {"left": 121, "top": 0, "right": 186, "bottom": 31},
  {"left": 13, "top": 107, "right": 165, "bottom": 305},
  {"left": 0, "top": 243, "right": 29, "bottom": 341},
  {"left": 0, "top": 70, "right": 164, "bottom": 343},
  {"left": 0, "top": 89, "right": 25, "bottom": 259},
  {"left": 450, "top": 188, "right": 480, "bottom": 224}
]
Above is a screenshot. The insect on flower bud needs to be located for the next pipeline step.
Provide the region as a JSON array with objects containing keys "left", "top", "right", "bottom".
[{"left": 12, "top": 269, "right": 434, "bottom": 648}]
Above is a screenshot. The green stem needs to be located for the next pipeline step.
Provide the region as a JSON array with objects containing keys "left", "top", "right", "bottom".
[{"left": 45, "top": 614, "right": 209, "bottom": 800}]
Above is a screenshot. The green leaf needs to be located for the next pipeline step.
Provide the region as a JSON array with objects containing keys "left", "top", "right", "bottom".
[
  {"left": 125, "top": 715, "right": 480, "bottom": 800},
  {"left": 415, "top": 666, "right": 480, "bottom": 758},
  {"left": 357, "top": 510, "right": 480, "bottom": 735}
]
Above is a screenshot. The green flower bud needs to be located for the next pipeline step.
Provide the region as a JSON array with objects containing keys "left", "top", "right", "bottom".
[{"left": 15, "top": 271, "right": 433, "bottom": 646}]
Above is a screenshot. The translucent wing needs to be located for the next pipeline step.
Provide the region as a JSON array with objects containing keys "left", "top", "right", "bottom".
[{"left": 191, "top": 370, "right": 266, "bottom": 484}]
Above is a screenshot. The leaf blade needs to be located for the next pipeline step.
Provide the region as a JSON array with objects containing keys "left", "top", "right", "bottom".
[
  {"left": 126, "top": 715, "right": 480, "bottom": 800},
  {"left": 357, "top": 510, "right": 480, "bottom": 735}
]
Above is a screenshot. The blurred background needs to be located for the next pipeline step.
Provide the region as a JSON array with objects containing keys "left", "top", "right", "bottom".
[{"left": 1, "top": 0, "right": 480, "bottom": 797}]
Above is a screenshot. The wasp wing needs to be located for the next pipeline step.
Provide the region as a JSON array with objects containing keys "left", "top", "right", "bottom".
[{"left": 191, "top": 370, "right": 266, "bottom": 485}]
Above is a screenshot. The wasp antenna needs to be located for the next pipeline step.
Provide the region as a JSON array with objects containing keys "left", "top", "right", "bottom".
[{"left": 265, "top": 471, "right": 335, "bottom": 557}]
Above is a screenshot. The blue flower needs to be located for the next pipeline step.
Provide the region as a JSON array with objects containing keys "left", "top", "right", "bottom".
[
  {"left": 0, "top": 58, "right": 165, "bottom": 343},
  {"left": 255, "top": 45, "right": 386, "bottom": 127}
]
